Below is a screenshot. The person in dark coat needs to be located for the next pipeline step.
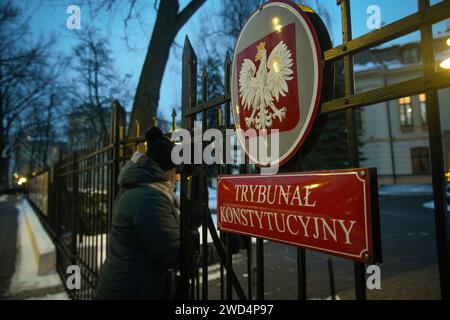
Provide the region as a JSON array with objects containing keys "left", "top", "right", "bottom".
[{"left": 94, "top": 127, "right": 180, "bottom": 300}]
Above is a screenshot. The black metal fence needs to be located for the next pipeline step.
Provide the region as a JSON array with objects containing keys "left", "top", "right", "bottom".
[
  {"left": 28, "top": 101, "right": 172, "bottom": 299},
  {"left": 28, "top": 0, "right": 450, "bottom": 300},
  {"left": 177, "top": 0, "right": 450, "bottom": 301}
]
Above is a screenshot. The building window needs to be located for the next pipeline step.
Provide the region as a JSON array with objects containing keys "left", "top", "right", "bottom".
[
  {"left": 419, "top": 93, "right": 427, "bottom": 125},
  {"left": 398, "top": 96, "right": 413, "bottom": 127},
  {"left": 402, "top": 48, "right": 419, "bottom": 64},
  {"left": 411, "top": 147, "right": 430, "bottom": 174}
]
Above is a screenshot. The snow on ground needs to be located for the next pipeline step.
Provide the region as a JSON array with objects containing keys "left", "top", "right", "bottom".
[
  {"left": 8, "top": 198, "right": 68, "bottom": 299},
  {"left": 309, "top": 295, "right": 341, "bottom": 300},
  {"left": 25, "top": 292, "right": 69, "bottom": 300},
  {"left": 76, "top": 233, "right": 107, "bottom": 269}
]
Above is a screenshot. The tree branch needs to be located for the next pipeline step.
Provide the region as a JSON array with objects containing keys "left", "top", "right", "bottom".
[{"left": 174, "top": 0, "right": 206, "bottom": 33}]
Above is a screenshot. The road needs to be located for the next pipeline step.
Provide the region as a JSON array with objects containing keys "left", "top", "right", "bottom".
[{"left": 205, "top": 195, "right": 441, "bottom": 299}]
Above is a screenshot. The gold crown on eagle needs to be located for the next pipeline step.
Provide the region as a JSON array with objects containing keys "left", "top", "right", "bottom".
[{"left": 257, "top": 42, "right": 265, "bottom": 51}]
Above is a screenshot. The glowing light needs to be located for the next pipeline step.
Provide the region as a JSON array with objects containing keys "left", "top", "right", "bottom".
[
  {"left": 18, "top": 177, "right": 27, "bottom": 184},
  {"left": 272, "top": 17, "right": 282, "bottom": 32},
  {"left": 440, "top": 57, "right": 450, "bottom": 69},
  {"left": 419, "top": 93, "right": 426, "bottom": 102},
  {"left": 273, "top": 59, "right": 280, "bottom": 73},
  {"left": 13, "top": 173, "right": 19, "bottom": 179},
  {"left": 447, "top": 38, "right": 450, "bottom": 47}
]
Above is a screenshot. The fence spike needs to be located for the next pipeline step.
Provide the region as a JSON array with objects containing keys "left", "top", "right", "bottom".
[
  {"left": 136, "top": 120, "right": 140, "bottom": 138},
  {"left": 183, "top": 36, "right": 197, "bottom": 64},
  {"left": 172, "top": 108, "right": 177, "bottom": 132},
  {"left": 225, "top": 50, "right": 231, "bottom": 66}
]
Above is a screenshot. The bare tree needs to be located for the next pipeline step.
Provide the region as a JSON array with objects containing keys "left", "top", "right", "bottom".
[
  {"left": 91, "top": 0, "right": 206, "bottom": 138},
  {"left": 220, "top": 0, "right": 264, "bottom": 49},
  {"left": 67, "top": 29, "right": 131, "bottom": 148},
  {"left": 0, "top": 1, "right": 57, "bottom": 188}
]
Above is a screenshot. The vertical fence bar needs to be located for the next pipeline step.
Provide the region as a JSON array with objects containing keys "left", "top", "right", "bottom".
[
  {"left": 88, "top": 146, "right": 94, "bottom": 297},
  {"left": 327, "top": 258, "right": 336, "bottom": 300},
  {"left": 94, "top": 143, "right": 100, "bottom": 278},
  {"left": 224, "top": 51, "right": 234, "bottom": 300},
  {"left": 100, "top": 139, "right": 105, "bottom": 270},
  {"left": 292, "top": 153, "right": 307, "bottom": 301},
  {"left": 201, "top": 66, "right": 209, "bottom": 300},
  {"left": 255, "top": 164, "right": 264, "bottom": 300},
  {"left": 256, "top": 238, "right": 264, "bottom": 300},
  {"left": 71, "top": 151, "right": 80, "bottom": 298},
  {"left": 109, "top": 101, "right": 125, "bottom": 252},
  {"left": 419, "top": 0, "right": 450, "bottom": 300},
  {"left": 339, "top": 0, "right": 366, "bottom": 300},
  {"left": 179, "top": 36, "right": 197, "bottom": 299},
  {"left": 297, "top": 248, "right": 306, "bottom": 300},
  {"left": 247, "top": 236, "right": 253, "bottom": 300}
]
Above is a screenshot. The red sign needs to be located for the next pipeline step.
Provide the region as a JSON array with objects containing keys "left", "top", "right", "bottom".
[{"left": 217, "top": 168, "right": 381, "bottom": 263}]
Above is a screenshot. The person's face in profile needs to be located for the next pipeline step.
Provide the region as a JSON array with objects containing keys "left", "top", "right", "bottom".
[{"left": 165, "top": 168, "right": 177, "bottom": 186}]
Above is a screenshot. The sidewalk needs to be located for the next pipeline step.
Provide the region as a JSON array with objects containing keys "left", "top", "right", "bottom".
[
  {"left": 0, "top": 195, "right": 68, "bottom": 300},
  {"left": 203, "top": 241, "right": 441, "bottom": 300},
  {"left": 338, "top": 264, "right": 440, "bottom": 300}
]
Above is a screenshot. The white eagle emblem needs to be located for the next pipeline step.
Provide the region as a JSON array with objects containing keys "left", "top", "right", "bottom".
[{"left": 239, "top": 40, "right": 294, "bottom": 129}]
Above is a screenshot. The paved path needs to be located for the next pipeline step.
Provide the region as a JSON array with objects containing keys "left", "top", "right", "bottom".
[{"left": 0, "top": 195, "right": 18, "bottom": 298}]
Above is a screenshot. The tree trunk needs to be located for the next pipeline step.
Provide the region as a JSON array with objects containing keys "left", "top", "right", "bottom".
[
  {"left": 128, "top": 0, "right": 179, "bottom": 138},
  {"left": 128, "top": 0, "right": 206, "bottom": 138}
]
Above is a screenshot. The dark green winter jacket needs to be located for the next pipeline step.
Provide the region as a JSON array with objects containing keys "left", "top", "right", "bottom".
[{"left": 94, "top": 152, "right": 180, "bottom": 300}]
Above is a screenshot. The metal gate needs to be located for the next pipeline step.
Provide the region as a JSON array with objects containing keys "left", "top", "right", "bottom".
[{"left": 177, "top": 0, "right": 450, "bottom": 300}]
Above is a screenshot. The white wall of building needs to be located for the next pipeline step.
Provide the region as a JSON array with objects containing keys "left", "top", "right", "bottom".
[{"left": 355, "top": 64, "right": 450, "bottom": 184}]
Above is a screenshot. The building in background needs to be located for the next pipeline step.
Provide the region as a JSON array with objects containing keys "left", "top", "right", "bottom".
[{"left": 355, "top": 33, "right": 450, "bottom": 185}]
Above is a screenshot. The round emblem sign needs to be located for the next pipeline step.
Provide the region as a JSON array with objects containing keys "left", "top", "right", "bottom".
[{"left": 231, "top": 1, "right": 326, "bottom": 168}]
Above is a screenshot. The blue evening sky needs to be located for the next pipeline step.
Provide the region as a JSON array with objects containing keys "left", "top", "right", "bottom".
[{"left": 19, "top": 0, "right": 447, "bottom": 120}]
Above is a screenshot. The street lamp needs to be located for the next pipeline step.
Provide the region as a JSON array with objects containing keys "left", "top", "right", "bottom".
[
  {"left": 440, "top": 57, "right": 450, "bottom": 69},
  {"left": 440, "top": 37, "right": 450, "bottom": 69}
]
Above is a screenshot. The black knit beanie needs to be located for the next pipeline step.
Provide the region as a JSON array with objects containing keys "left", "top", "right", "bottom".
[{"left": 145, "top": 127, "right": 176, "bottom": 171}]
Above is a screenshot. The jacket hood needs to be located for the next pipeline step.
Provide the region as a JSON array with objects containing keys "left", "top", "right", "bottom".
[{"left": 118, "top": 151, "right": 169, "bottom": 187}]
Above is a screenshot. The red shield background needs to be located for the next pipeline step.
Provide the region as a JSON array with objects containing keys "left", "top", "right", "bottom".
[{"left": 236, "top": 22, "right": 299, "bottom": 133}]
